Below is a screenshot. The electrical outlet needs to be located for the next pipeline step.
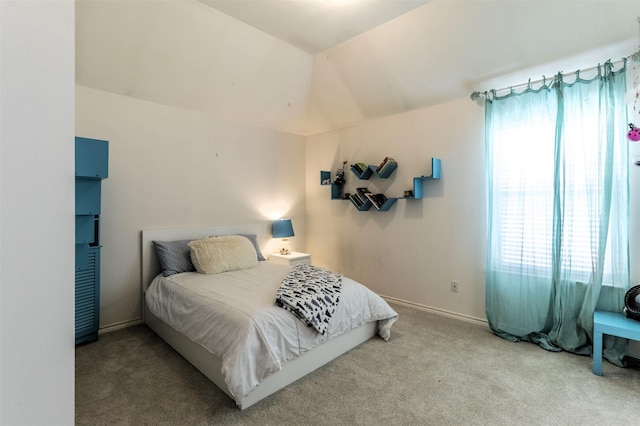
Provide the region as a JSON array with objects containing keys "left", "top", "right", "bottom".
[{"left": 450, "top": 280, "right": 459, "bottom": 293}]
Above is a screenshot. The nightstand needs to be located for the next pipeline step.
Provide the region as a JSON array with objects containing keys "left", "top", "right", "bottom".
[{"left": 269, "top": 252, "right": 312, "bottom": 266}]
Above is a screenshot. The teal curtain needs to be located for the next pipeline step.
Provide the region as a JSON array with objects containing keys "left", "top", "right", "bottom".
[{"left": 485, "top": 61, "right": 630, "bottom": 366}]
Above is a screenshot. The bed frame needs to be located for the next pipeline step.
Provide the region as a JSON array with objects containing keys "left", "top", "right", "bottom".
[{"left": 141, "top": 224, "right": 377, "bottom": 410}]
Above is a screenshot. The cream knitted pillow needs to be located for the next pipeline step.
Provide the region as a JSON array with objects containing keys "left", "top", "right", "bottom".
[{"left": 188, "top": 235, "right": 258, "bottom": 275}]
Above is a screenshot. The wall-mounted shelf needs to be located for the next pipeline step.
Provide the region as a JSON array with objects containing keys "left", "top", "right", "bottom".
[
  {"left": 365, "top": 193, "right": 397, "bottom": 211},
  {"left": 400, "top": 158, "right": 441, "bottom": 199},
  {"left": 347, "top": 158, "right": 397, "bottom": 211},
  {"left": 322, "top": 157, "right": 441, "bottom": 210},
  {"left": 320, "top": 170, "right": 346, "bottom": 200},
  {"left": 350, "top": 158, "right": 397, "bottom": 180},
  {"left": 349, "top": 187, "right": 398, "bottom": 211}
]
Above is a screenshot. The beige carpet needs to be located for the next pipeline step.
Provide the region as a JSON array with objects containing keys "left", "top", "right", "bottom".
[{"left": 76, "top": 304, "right": 640, "bottom": 425}]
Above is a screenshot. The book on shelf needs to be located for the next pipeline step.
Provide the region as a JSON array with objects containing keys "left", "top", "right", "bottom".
[
  {"left": 376, "top": 157, "right": 393, "bottom": 172},
  {"left": 356, "top": 187, "right": 371, "bottom": 197},
  {"left": 350, "top": 187, "right": 371, "bottom": 207},
  {"left": 353, "top": 193, "right": 366, "bottom": 205},
  {"left": 378, "top": 158, "right": 397, "bottom": 176},
  {"left": 350, "top": 164, "right": 363, "bottom": 175},
  {"left": 365, "top": 193, "right": 388, "bottom": 210},
  {"left": 350, "top": 162, "right": 369, "bottom": 176},
  {"left": 350, "top": 193, "right": 370, "bottom": 208},
  {"left": 376, "top": 157, "right": 387, "bottom": 172}
]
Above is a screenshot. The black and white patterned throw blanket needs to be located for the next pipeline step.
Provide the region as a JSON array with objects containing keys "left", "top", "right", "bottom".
[{"left": 275, "top": 264, "right": 343, "bottom": 335}]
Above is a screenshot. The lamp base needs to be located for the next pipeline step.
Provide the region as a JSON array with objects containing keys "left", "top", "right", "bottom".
[{"left": 279, "top": 238, "right": 291, "bottom": 255}]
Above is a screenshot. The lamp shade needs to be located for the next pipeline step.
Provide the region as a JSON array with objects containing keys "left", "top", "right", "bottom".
[{"left": 272, "top": 218, "right": 294, "bottom": 238}]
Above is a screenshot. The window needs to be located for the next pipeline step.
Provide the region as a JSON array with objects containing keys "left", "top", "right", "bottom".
[
  {"left": 485, "top": 62, "right": 629, "bottom": 353},
  {"left": 488, "top": 81, "right": 620, "bottom": 286}
]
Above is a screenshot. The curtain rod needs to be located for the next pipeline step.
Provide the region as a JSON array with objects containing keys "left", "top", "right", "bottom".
[
  {"left": 471, "top": 17, "right": 640, "bottom": 102},
  {"left": 469, "top": 53, "right": 638, "bottom": 102}
]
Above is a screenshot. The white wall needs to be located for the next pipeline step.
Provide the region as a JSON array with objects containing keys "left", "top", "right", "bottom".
[
  {"left": 76, "top": 0, "right": 313, "bottom": 135},
  {"left": 306, "top": 98, "right": 487, "bottom": 321},
  {"left": 76, "top": 86, "right": 307, "bottom": 328},
  {"left": 0, "top": 1, "right": 75, "bottom": 424}
]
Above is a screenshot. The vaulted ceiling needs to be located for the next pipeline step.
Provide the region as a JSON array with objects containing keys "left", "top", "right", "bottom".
[
  {"left": 76, "top": 0, "right": 640, "bottom": 135},
  {"left": 199, "top": 0, "right": 429, "bottom": 54}
]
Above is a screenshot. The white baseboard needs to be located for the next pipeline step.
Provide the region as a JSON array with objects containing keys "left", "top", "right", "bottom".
[
  {"left": 383, "top": 296, "right": 640, "bottom": 361},
  {"left": 99, "top": 318, "right": 143, "bottom": 335},
  {"left": 100, "top": 301, "right": 640, "bottom": 361},
  {"left": 382, "top": 295, "right": 489, "bottom": 328}
]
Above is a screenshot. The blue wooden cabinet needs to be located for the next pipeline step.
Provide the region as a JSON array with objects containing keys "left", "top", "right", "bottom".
[
  {"left": 75, "top": 137, "right": 108, "bottom": 345},
  {"left": 75, "top": 247, "right": 100, "bottom": 343},
  {"left": 75, "top": 137, "right": 108, "bottom": 179}
]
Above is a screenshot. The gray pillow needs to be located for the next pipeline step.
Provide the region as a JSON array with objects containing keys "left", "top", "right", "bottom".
[
  {"left": 153, "top": 234, "right": 265, "bottom": 277},
  {"left": 237, "top": 234, "right": 266, "bottom": 261},
  {"left": 152, "top": 239, "right": 195, "bottom": 276}
]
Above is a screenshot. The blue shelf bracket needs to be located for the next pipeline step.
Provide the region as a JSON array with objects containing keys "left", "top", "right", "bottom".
[
  {"left": 377, "top": 197, "right": 397, "bottom": 211},
  {"left": 350, "top": 165, "right": 373, "bottom": 180},
  {"left": 411, "top": 158, "right": 441, "bottom": 199},
  {"left": 320, "top": 170, "right": 332, "bottom": 185},
  {"left": 321, "top": 170, "right": 347, "bottom": 200}
]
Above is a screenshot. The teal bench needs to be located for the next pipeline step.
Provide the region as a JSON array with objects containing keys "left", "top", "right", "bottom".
[{"left": 593, "top": 310, "right": 640, "bottom": 375}]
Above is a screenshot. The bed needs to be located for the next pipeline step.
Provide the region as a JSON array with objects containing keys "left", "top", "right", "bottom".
[{"left": 141, "top": 224, "right": 398, "bottom": 409}]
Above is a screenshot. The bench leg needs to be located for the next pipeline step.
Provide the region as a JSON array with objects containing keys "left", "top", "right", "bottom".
[{"left": 593, "top": 329, "right": 603, "bottom": 376}]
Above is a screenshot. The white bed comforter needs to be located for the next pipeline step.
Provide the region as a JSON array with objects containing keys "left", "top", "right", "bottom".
[{"left": 145, "top": 261, "right": 398, "bottom": 401}]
